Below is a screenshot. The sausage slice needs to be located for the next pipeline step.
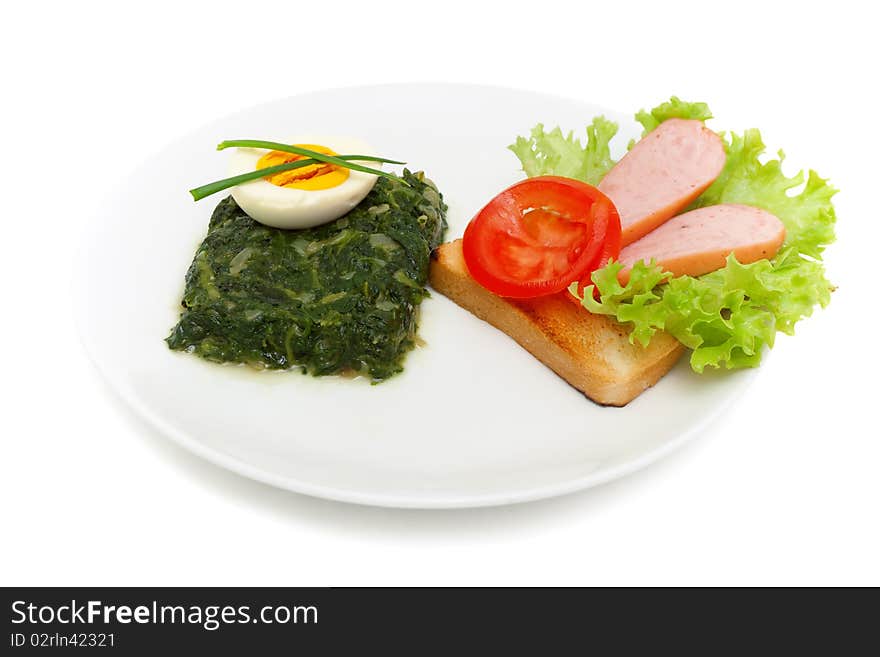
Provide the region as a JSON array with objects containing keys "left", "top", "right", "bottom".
[
  {"left": 617, "top": 204, "right": 786, "bottom": 284},
  {"left": 599, "top": 119, "right": 726, "bottom": 246}
]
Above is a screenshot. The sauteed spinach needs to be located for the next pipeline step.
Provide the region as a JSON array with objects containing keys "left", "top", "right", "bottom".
[{"left": 166, "top": 170, "right": 447, "bottom": 381}]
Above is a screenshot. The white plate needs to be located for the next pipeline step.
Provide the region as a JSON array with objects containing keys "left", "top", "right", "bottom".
[{"left": 74, "top": 83, "right": 757, "bottom": 508}]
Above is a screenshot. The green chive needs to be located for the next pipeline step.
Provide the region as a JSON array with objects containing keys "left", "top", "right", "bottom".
[
  {"left": 189, "top": 153, "right": 406, "bottom": 202},
  {"left": 190, "top": 158, "right": 317, "bottom": 201},
  {"left": 217, "top": 139, "right": 406, "bottom": 185}
]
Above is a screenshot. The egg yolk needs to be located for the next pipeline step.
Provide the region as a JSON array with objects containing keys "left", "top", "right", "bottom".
[{"left": 256, "top": 144, "right": 350, "bottom": 190}]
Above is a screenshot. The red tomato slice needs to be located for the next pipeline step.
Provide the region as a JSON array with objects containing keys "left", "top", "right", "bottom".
[
  {"left": 462, "top": 176, "right": 621, "bottom": 298},
  {"left": 546, "top": 175, "right": 623, "bottom": 296}
]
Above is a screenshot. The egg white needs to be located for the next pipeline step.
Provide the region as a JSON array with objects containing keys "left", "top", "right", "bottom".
[{"left": 229, "top": 136, "right": 380, "bottom": 229}]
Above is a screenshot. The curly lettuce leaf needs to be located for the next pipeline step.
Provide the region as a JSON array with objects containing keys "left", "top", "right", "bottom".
[
  {"left": 509, "top": 96, "right": 712, "bottom": 181},
  {"left": 573, "top": 112, "right": 836, "bottom": 371},
  {"left": 576, "top": 246, "right": 833, "bottom": 372},
  {"left": 575, "top": 261, "right": 671, "bottom": 347},
  {"left": 634, "top": 96, "right": 713, "bottom": 136},
  {"left": 508, "top": 117, "right": 618, "bottom": 185},
  {"left": 692, "top": 129, "right": 837, "bottom": 258}
]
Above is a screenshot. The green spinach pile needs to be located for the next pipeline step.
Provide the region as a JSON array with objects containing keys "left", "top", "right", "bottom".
[{"left": 167, "top": 170, "right": 447, "bottom": 381}]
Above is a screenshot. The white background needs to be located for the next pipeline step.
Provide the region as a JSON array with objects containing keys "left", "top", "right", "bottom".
[{"left": 3, "top": 0, "right": 878, "bottom": 586}]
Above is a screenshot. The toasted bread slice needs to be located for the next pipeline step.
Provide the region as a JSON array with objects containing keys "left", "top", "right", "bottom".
[{"left": 429, "top": 240, "right": 685, "bottom": 406}]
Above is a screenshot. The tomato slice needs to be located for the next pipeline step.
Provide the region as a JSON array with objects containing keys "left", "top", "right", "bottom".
[
  {"left": 547, "top": 175, "right": 622, "bottom": 289},
  {"left": 461, "top": 176, "right": 621, "bottom": 298}
]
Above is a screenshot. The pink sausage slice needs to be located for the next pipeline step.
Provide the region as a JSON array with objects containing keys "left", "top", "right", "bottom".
[
  {"left": 599, "top": 118, "right": 726, "bottom": 246},
  {"left": 617, "top": 204, "right": 786, "bottom": 285}
]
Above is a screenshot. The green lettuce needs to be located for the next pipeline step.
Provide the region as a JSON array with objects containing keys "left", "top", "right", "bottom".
[
  {"left": 510, "top": 98, "right": 837, "bottom": 372},
  {"left": 691, "top": 129, "right": 836, "bottom": 259},
  {"left": 508, "top": 117, "right": 618, "bottom": 185},
  {"left": 634, "top": 96, "right": 713, "bottom": 135}
]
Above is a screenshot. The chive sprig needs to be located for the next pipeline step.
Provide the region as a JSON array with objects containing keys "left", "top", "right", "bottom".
[{"left": 189, "top": 140, "right": 406, "bottom": 201}]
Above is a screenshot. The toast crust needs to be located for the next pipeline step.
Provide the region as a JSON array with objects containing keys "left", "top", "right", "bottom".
[{"left": 429, "top": 240, "right": 684, "bottom": 406}]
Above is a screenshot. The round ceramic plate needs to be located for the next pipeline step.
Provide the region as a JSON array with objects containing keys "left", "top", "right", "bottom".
[{"left": 74, "top": 83, "right": 757, "bottom": 508}]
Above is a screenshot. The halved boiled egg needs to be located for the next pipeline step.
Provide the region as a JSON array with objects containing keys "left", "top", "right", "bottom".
[{"left": 229, "top": 136, "right": 380, "bottom": 229}]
